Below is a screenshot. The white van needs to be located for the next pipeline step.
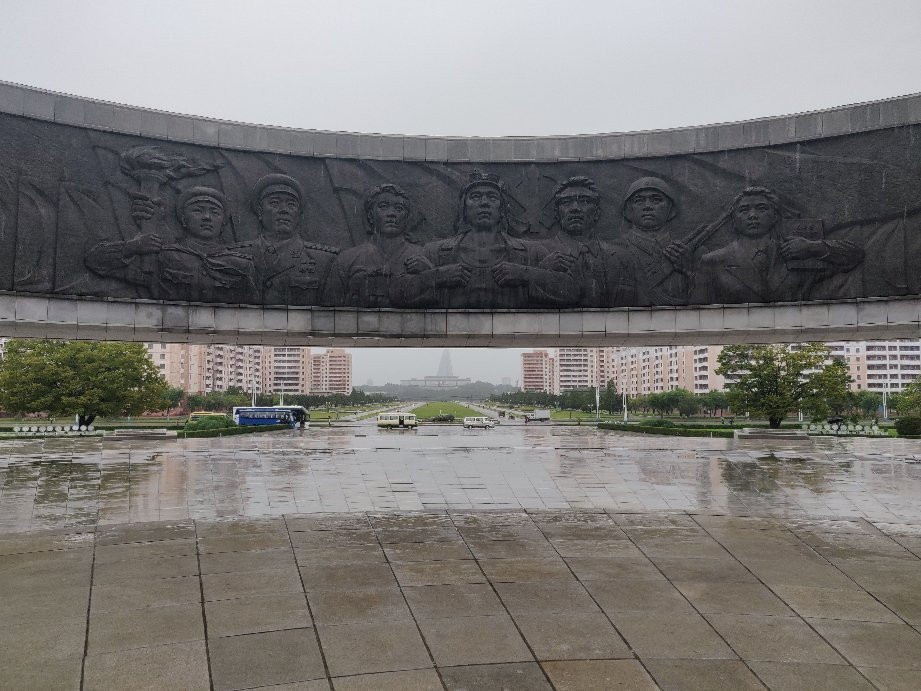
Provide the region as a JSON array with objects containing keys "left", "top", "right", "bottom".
[
  {"left": 377, "top": 413, "right": 417, "bottom": 429},
  {"left": 463, "top": 416, "right": 495, "bottom": 429}
]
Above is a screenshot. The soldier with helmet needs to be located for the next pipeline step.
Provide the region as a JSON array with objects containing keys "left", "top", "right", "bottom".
[
  {"left": 250, "top": 173, "right": 339, "bottom": 306},
  {"left": 608, "top": 176, "right": 693, "bottom": 306}
]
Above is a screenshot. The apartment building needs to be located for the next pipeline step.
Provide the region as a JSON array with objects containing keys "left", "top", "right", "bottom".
[
  {"left": 826, "top": 341, "right": 921, "bottom": 392},
  {"left": 146, "top": 343, "right": 209, "bottom": 393},
  {"left": 556, "top": 348, "right": 600, "bottom": 392},
  {"left": 206, "top": 345, "right": 265, "bottom": 393},
  {"left": 311, "top": 348, "right": 353, "bottom": 395},
  {"left": 146, "top": 344, "right": 320, "bottom": 395},
  {"left": 521, "top": 349, "right": 557, "bottom": 394},
  {"left": 264, "top": 347, "right": 312, "bottom": 394}
]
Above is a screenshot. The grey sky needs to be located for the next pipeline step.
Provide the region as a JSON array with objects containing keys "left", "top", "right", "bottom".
[{"left": 2, "top": 0, "right": 920, "bottom": 384}]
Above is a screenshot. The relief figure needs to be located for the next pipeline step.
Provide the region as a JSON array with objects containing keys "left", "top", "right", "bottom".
[
  {"left": 608, "top": 177, "right": 693, "bottom": 306},
  {"left": 86, "top": 186, "right": 255, "bottom": 302},
  {"left": 693, "top": 186, "right": 863, "bottom": 304},
  {"left": 323, "top": 184, "right": 422, "bottom": 307},
  {"left": 392, "top": 171, "right": 576, "bottom": 308},
  {"left": 539, "top": 176, "right": 622, "bottom": 306},
  {"left": 250, "top": 174, "right": 339, "bottom": 306}
]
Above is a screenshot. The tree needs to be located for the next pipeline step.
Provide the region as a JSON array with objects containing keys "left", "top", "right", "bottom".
[
  {"left": 0, "top": 340, "right": 170, "bottom": 427},
  {"left": 853, "top": 390, "right": 883, "bottom": 419},
  {"left": 673, "top": 389, "right": 700, "bottom": 418},
  {"left": 164, "top": 386, "right": 185, "bottom": 416},
  {"left": 715, "top": 344, "right": 851, "bottom": 429},
  {"left": 895, "top": 377, "right": 921, "bottom": 416},
  {"left": 701, "top": 390, "right": 728, "bottom": 417}
]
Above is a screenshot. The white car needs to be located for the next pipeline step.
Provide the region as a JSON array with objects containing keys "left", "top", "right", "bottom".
[{"left": 463, "top": 416, "right": 495, "bottom": 429}]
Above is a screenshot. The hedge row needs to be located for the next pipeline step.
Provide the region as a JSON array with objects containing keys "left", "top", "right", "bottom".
[
  {"left": 177, "top": 424, "right": 290, "bottom": 439},
  {"left": 598, "top": 423, "right": 735, "bottom": 438}
]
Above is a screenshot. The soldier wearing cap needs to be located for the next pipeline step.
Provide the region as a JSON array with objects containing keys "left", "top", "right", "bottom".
[
  {"left": 323, "top": 184, "right": 422, "bottom": 307},
  {"left": 608, "top": 176, "right": 693, "bottom": 306},
  {"left": 392, "top": 171, "right": 577, "bottom": 308},
  {"left": 250, "top": 173, "right": 339, "bottom": 306},
  {"left": 538, "top": 176, "right": 624, "bottom": 306},
  {"left": 87, "top": 185, "right": 256, "bottom": 302}
]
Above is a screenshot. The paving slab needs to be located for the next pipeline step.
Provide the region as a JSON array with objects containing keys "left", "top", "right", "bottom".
[
  {"left": 416, "top": 614, "right": 532, "bottom": 666},
  {"left": 706, "top": 613, "right": 845, "bottom": 663},
  {"left": 807, "top": 619, "right": 921, "bottom": 669},
  {"left": 440, "top": 662, "right": 551, "bottom": 689},
  {"left": 391, "top": 558, "right": 486, "bottom": 586},
  {"left": 772, "top": 584, "right": 903, "bottom": 622},
  {"left": 644, "top": 658, "right": 766, "bottom": 690},
  {"left": 749, "top": 661, "right": 875, "bottom": 690},
  {"left": 512, "top": 611, "right": 632, "bottom": 660},
  {"left": 611, "top": 610, "right": 736, "bottom": 659},
  {"left": 205, "top": 593, "right": 313, "bottom": 636},
  {"left": 332, "top": 668, "right": 443, "bottom": 691},
  {"left": 209, "top": 628, "right": 325, "bottom": 690},
  {"left": 309, "top": 586, "right": 412, "bottom": 625},
  {"left": 317, "top": 619, "right": 432, "bottom": 677},
  {"left": 83, "top": 640, "right": 210, "bottom": 690},
  {"left": 88, "top": 601, "right": 204, "bottom": 653},
  {"left": 541, "top": 659, "right": 658, "bottom": 690},
  {"left": 403, "top": 582, "right": 504, "bottom": 619}
]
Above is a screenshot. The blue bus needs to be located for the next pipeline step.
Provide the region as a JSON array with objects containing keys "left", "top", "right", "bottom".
[{"left": 232, "top": 406, "right": 309, "bottom": 428}]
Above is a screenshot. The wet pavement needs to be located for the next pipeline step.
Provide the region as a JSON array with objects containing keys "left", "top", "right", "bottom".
[
  {"left": 4, "top": 426, "right": 921, "bottom": 689},
  {"left": 2, "top": 425, "right": 921, "bottom": 532}
]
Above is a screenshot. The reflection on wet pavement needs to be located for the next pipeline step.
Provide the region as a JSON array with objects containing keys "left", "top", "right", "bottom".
[{"left": 2, "top": 426, "right": 921, "bottom": 532}]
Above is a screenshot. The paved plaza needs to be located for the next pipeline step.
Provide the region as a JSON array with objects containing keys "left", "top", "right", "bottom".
[{"left": 3, "top": 426, "right": 921, "bottom": 689}]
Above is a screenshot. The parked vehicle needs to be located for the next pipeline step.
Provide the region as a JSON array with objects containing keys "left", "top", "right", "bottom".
[
  {"left": 231, "top": 406, "right": 308, "bottom": 428},
  {"left": 187, "top": 411, "right": 228, "bottom": 423},
  {"left": 463, "top": 416, "right": 495, "bottom": 429},
  {"left": 524, "top": 409, "right": 551, "bottom": 422},
  {"left": 377, "top": 413, "right": 418, "bottom": 429}
]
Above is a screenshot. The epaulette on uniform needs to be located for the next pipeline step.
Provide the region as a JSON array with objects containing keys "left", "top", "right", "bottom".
[{"left": 303, "top": 242, "right": 340, "bottom": 255}]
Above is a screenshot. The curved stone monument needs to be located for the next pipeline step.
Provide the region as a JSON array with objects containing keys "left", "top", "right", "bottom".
[{"left": 0, "top": 80, "right": 919, "bottom": 345}]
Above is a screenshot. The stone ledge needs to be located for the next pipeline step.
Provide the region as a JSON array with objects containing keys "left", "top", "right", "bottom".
[
  {"left": 0, "top": 295, "right": 916, "bottom": 347},
  {"left": 1, "top": 81, "right": 919, "bottom": 162}
]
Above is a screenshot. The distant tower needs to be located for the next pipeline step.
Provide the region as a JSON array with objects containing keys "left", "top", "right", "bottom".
[{"left": 436, "top": 350, "right": 454, "bottom": 378}]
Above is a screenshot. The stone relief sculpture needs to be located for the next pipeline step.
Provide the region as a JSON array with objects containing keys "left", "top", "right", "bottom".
[
  {"left": 324, "top": 184, "right": 421, "bottom": 307},
  {"left": 391, "top": 171, "right": 577, "bottom": 308},
  {"left": 607, "top": 177, "right": 694, "bottom": 306},
  {"left": 0, "top": 109, "right": 907, "bottom": 311},
  {"left": 250, "top": 174, "right": 339, "bottom": 306},
  {"left": 694, "top": 187, "right": 863, "bottom": 304},
  {"left": 86, "top": 185, "right": 256, "bottom": 303},
  {"left": 538, "top": 176, "right": 621, "bottom": 307}
]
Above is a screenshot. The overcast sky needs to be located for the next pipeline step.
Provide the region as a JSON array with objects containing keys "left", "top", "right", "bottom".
[{"left": 2, "top": 1, "right": 921, "bottom": 384}]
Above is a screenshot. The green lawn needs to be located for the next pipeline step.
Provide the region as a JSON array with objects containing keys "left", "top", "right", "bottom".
[
  {"left": 550, "top": 409, "right": 615, "bottom": 421},
  {"left": 408, "top": 402, "right": 483, "bottom": 420}
]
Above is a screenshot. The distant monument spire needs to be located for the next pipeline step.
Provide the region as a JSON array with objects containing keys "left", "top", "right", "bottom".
[{"left": 436, "top": 349, "right": 454, "bottom": 377}]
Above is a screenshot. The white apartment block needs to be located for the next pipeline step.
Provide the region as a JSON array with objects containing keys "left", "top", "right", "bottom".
[
  {"left": 265, "top": 347, "right": 312, "bottom": 394},
  {"left": 826, "top": 341, "right": 921, "bottom": 392},
  {"left": 310, "top": 348, "right": 353, "bottom": 395},
  {"left": 556, "top": 348, "right": 601, "bottom": 392}
]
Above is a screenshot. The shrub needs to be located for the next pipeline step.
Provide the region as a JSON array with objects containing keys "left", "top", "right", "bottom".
[
  {"left": 645, "top": 419, "right": 676, "bottom": 428},
  {"left": 184, "top": 415, "right": 235, "bottom": 431},
  {"left": 895, "top": 416, "right": 921, "bottom": 436},
  {"left": 178, "top": 423, "right": 289, "bottom": 439},
  {"left": 598, "top": 423, "right": 734, "bottom": 438}
]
